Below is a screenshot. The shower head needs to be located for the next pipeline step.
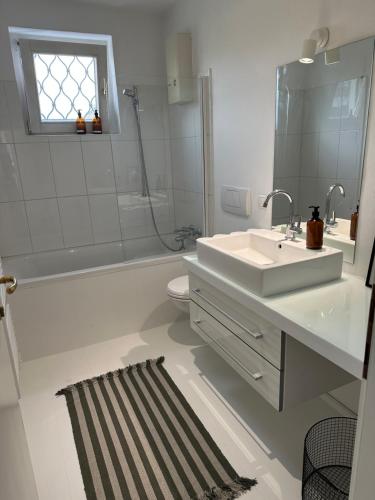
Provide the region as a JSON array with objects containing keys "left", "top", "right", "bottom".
[{"left": 123, "top": 86, "right": 138, "bottom": 99}]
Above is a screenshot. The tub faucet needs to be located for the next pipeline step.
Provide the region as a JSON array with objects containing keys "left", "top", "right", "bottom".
[
  {"left": 263, "top": 189, "right": 302, "bottom": 241},
  {"left": 324, "top": 183, "right": 345, "bottom": 232},
  {"left": 174, "top": 225, "right": 202, "bottom": 249}
]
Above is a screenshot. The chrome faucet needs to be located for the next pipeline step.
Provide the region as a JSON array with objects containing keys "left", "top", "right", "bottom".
[
  {"left": 174, "top": 225, "right": 202, "bottom": 249},
  {"left": 324, "top": 183, "right": 345, "bottom": 232},
  {"left": 263, "top": 189, "right": 302, "bottom": 241}
]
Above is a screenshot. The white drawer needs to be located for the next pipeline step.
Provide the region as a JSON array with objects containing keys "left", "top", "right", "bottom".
[
  {"left": 190, "top": 302, "right": 281, "bottom": 410},
  {"left": 190, "top": 273, "right": 282, "bottom": 368}
]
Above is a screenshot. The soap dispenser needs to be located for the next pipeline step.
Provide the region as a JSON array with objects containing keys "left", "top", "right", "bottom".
[
  {"left": 306, "top": 206, "right": 324, "bottom": 250},
  {"left": 92, "top": 109, "right": 102, "bottom": 134},
  {"left": 75, "top": 110, "right": 86, "bottom": 134},
  {"left": 350, "top": 204, "right": 359, "bottom": 241}
]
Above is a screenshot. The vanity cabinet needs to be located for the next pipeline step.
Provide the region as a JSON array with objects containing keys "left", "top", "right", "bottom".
[{"left": 189, "top": 273, "right": 354, "bottom": 411}]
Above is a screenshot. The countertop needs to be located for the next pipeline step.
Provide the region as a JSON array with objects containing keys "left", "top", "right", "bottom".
[{"left": 184, "top": 255, "right": 371, "bottom": 379}]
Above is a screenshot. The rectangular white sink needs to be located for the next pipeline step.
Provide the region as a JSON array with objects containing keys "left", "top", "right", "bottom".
[{"left": 197, "top": 229, "right": 343, "bottom": 297}]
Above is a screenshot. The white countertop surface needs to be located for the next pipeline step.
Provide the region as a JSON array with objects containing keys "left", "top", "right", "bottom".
[{"left": 184, "top": 255, "right": 371, "bottom": 379}]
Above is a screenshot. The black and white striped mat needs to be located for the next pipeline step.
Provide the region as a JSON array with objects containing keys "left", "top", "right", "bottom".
[{"left": 57, "top": 357, "right": 256, "bottom": 500}]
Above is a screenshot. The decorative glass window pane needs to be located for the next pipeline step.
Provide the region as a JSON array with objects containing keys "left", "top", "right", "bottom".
[{"left": 33, "top": 53, "right": 99, "bottom": 122}]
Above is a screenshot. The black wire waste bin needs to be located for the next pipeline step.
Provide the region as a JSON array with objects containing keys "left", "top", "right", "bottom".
[{"left": 302, "top": 417, "right": 357, "bottom": 499}]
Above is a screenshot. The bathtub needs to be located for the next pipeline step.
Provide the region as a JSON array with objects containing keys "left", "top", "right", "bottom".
[
  {"left": 4, "top": 234, "right": 199, "bottom": 280},
  {"left": 6, "top": 251, "right": 191, "bottom": 362}
]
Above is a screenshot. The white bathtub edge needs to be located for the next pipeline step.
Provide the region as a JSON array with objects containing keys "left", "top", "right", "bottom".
[{"left": 18, "top": 252, "right": 195, "bottom": 289}]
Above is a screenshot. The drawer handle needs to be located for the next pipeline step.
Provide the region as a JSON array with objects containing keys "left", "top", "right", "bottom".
[
  {"left": 192, "top": 288, "right": 263, "bottom": 340},
  {"left": 193, "top": 318, "right": 263, "bottom": 382}
]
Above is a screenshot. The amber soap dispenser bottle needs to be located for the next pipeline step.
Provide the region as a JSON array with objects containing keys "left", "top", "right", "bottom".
[
  {"left": 306, "top": 205, "right": 324, "bottom": 250},
  {"left": 92, "top": 109, "right": 102, "bottom": 134},
  {"left": 75, "top": 110, "right": 86, "bottom": 134}
]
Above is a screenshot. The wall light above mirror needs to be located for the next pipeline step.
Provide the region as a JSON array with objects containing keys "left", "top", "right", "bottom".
[
  {"left": 299, "top": 27, "right": 329, "bottom": 64},
  {"left": 272, "top": 37, "right": 375, "bottom": 263}
]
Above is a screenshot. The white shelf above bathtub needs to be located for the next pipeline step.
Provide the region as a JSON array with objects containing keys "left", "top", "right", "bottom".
[{"left": 184, "top": 255, "right": 371, "bottom": 379}]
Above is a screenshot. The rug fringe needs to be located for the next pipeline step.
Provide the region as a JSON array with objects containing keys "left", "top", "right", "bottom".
[
  {"left": 195, "top": 477, "right": 257, "bottom": 500},
  {"left": 56, "top": 356, "right": 165, "bottom": 396}
]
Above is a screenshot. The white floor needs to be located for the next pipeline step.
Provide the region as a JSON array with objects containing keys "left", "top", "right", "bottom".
[{"left": 20, "top": 319, "right": 341, "bottom": 500}]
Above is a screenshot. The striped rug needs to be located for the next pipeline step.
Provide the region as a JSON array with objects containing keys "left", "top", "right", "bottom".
[{"left": 57, "top": 357, "right": 256, "bottom": 500}]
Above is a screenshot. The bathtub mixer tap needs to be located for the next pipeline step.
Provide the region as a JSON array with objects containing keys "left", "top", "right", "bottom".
[{"left": 174, "top": 225, "right": 202, "bottom": 249}]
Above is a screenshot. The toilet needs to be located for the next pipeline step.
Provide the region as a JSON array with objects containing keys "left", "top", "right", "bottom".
[{"left": 167, "top": 275, "right": 190, "bottom": 313}]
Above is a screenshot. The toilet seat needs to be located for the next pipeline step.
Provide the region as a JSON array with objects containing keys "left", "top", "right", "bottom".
[{"left": 167, "top": 275, "right": 190, "bottom": 300}]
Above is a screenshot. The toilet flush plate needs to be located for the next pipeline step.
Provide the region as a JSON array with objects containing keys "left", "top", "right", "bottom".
[{"left": 221, "top": 186, "right": 251, "bottom": 217}]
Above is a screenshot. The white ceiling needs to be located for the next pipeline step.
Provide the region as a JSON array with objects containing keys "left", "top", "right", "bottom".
[{"left": 76, "top": 0, "right": 175, "bottom": 10}]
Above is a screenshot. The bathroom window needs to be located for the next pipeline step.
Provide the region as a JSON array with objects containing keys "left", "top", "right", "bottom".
[{"left": 9, "top": 28, "right": 120, "bottom": 135}]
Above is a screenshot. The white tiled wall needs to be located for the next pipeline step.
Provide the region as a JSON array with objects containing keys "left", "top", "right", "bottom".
[{"left": 0, "top": 81, "right": 185, "bottom": 260}]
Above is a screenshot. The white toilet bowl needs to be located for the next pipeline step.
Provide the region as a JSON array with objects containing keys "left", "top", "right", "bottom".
[{"left": 167, "top": 275, "right": 190, "bottom": 314}]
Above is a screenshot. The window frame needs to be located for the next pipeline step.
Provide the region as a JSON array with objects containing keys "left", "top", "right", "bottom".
[
  {"left": 18, "top": 39, "right": 108, "bottom": 135},
  {"left": 9, "top": 27, "right": 121, "bottom": 136}
]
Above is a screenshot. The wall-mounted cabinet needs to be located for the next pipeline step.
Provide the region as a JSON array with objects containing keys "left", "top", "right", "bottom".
[
  {"left": 165, "top": 33, "right": 193, "bottom": 104},
  {"left": 189, "top": 273, "right": 354, "bottom": 411}
]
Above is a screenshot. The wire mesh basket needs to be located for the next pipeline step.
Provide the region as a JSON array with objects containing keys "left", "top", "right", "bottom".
[{"left": 302, "top": 417, "right": 357, "bottom": 499}]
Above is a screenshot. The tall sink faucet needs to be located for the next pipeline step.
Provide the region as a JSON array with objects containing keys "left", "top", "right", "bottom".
[
  {"left": 263, "top": 189, "right": 302, "bottom": 240},
  {"left": 324, "top": 183, "right": 345, "bottom": 232}
]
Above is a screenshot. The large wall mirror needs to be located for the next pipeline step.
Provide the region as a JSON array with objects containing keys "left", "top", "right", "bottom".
[{"left": 272, "top": 37, "right": 374, "bottom": 263}]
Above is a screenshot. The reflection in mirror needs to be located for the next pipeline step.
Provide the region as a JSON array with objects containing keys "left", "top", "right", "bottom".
[{"left": 272, "top": 37, "right": 374, "bottom": 263}]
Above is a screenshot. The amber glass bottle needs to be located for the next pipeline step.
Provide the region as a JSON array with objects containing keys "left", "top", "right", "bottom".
[
  {"left": 306, "top": 206, "right": 324, "bottom": 250},
  {"left": 92, "top": 110, "right": 103, "bottom": 134},
  {"left": 75, "top": 110, "right": 86, "bottom": 134},
  {"left": 350, "top": 204, "right": 359, "bottom": 241}
]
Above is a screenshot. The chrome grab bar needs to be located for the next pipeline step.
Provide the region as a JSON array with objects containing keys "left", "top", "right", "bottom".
[
  {"left": 192, "top": 288, "right": 263, "bottom": 340},
  {"left": 192, "top": 319, "right": 263, "bottom": 381},
  {"left": 0, "top": 275, "right": 17, "bottom": 295}
]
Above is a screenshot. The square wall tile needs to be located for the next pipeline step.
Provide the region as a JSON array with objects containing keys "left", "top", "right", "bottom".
[
  {"left": 174, "top": 190, "right": 203, "bottom": 230},
  {"left": 138, "top": 85, "right": 169, "bottom": 140},
  {"left": 298, "top": 177, "right": 319, "bottom": 219},
  {"left": 171, "top": 137, "right": 201, "bottom": 192},
  {"left": 318, "top": 132, "right": 339, "bottom": 178},
  {"left": 338, "top": 130, "right": 361, "bottom": 180},
  {"left": 302, "top": 87, "right": 320, "bottom": 134},
  {"left": 118, "top": 193, "right": 148, "bottom": 239},
  {"left": 143, "top": 140, "right": 172, "bottom": 190},
  {"left": 318, "top": 83, "right": 342, "bottom": 132},
  {"left": 89, "top": 194, "right": 121, "bottom": 244},
  {"left": 58, "top": 196, "right": 93, "bottom": 248},
  {"left": 16, "top": 143, "right": 56, "bottom": 199},
  {"left": 50, "top": 142, "right": 86, "bottom": 196},
  {"left": 118, "top": 190, "right": 174, "bottom": 240},
  {"left": 112, "top": 141, "right": 141, "bottom": 193},
  {"left": 340, "top": 78, "right": 367, "bottom": 131},
  {"left": 275, "top": 134, "right": 301, "bottom": 178},
  {"left": 0, "top": 144, "right": 23, "bottom": 202},
  {"left": 300, "top": 133, "right": 319, "bottom": 178},
  {"left": 0, "top": 202, "right": 32, "bottom": 256},
  {"left": 82, "top": 141, "right": 116, "bottom": 194},
  {"left": 0, "top": 82, "right": 13, "bottom": 143},
  {"left": 26, "top": 199, "right": 63, "bottom": 251},
  {"left": 168, "top": 100, "right": 196, "bottom": 139},
  {"left": 286, "top": 89, "right": 304, "bottom": 135}
]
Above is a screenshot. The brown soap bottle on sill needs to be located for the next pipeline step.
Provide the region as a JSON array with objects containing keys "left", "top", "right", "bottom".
[
  {"left": 350, "top": 204, "right": 359, "bottom": 241},
  {"left": 306, "top": 205, "right": 324, "bottom": 250},
  {"left": 75, "top": 110, "right": 86, "bottom": 134},
  {"left": 92, "top": 109, "right": 103, "bottom": 134}
]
